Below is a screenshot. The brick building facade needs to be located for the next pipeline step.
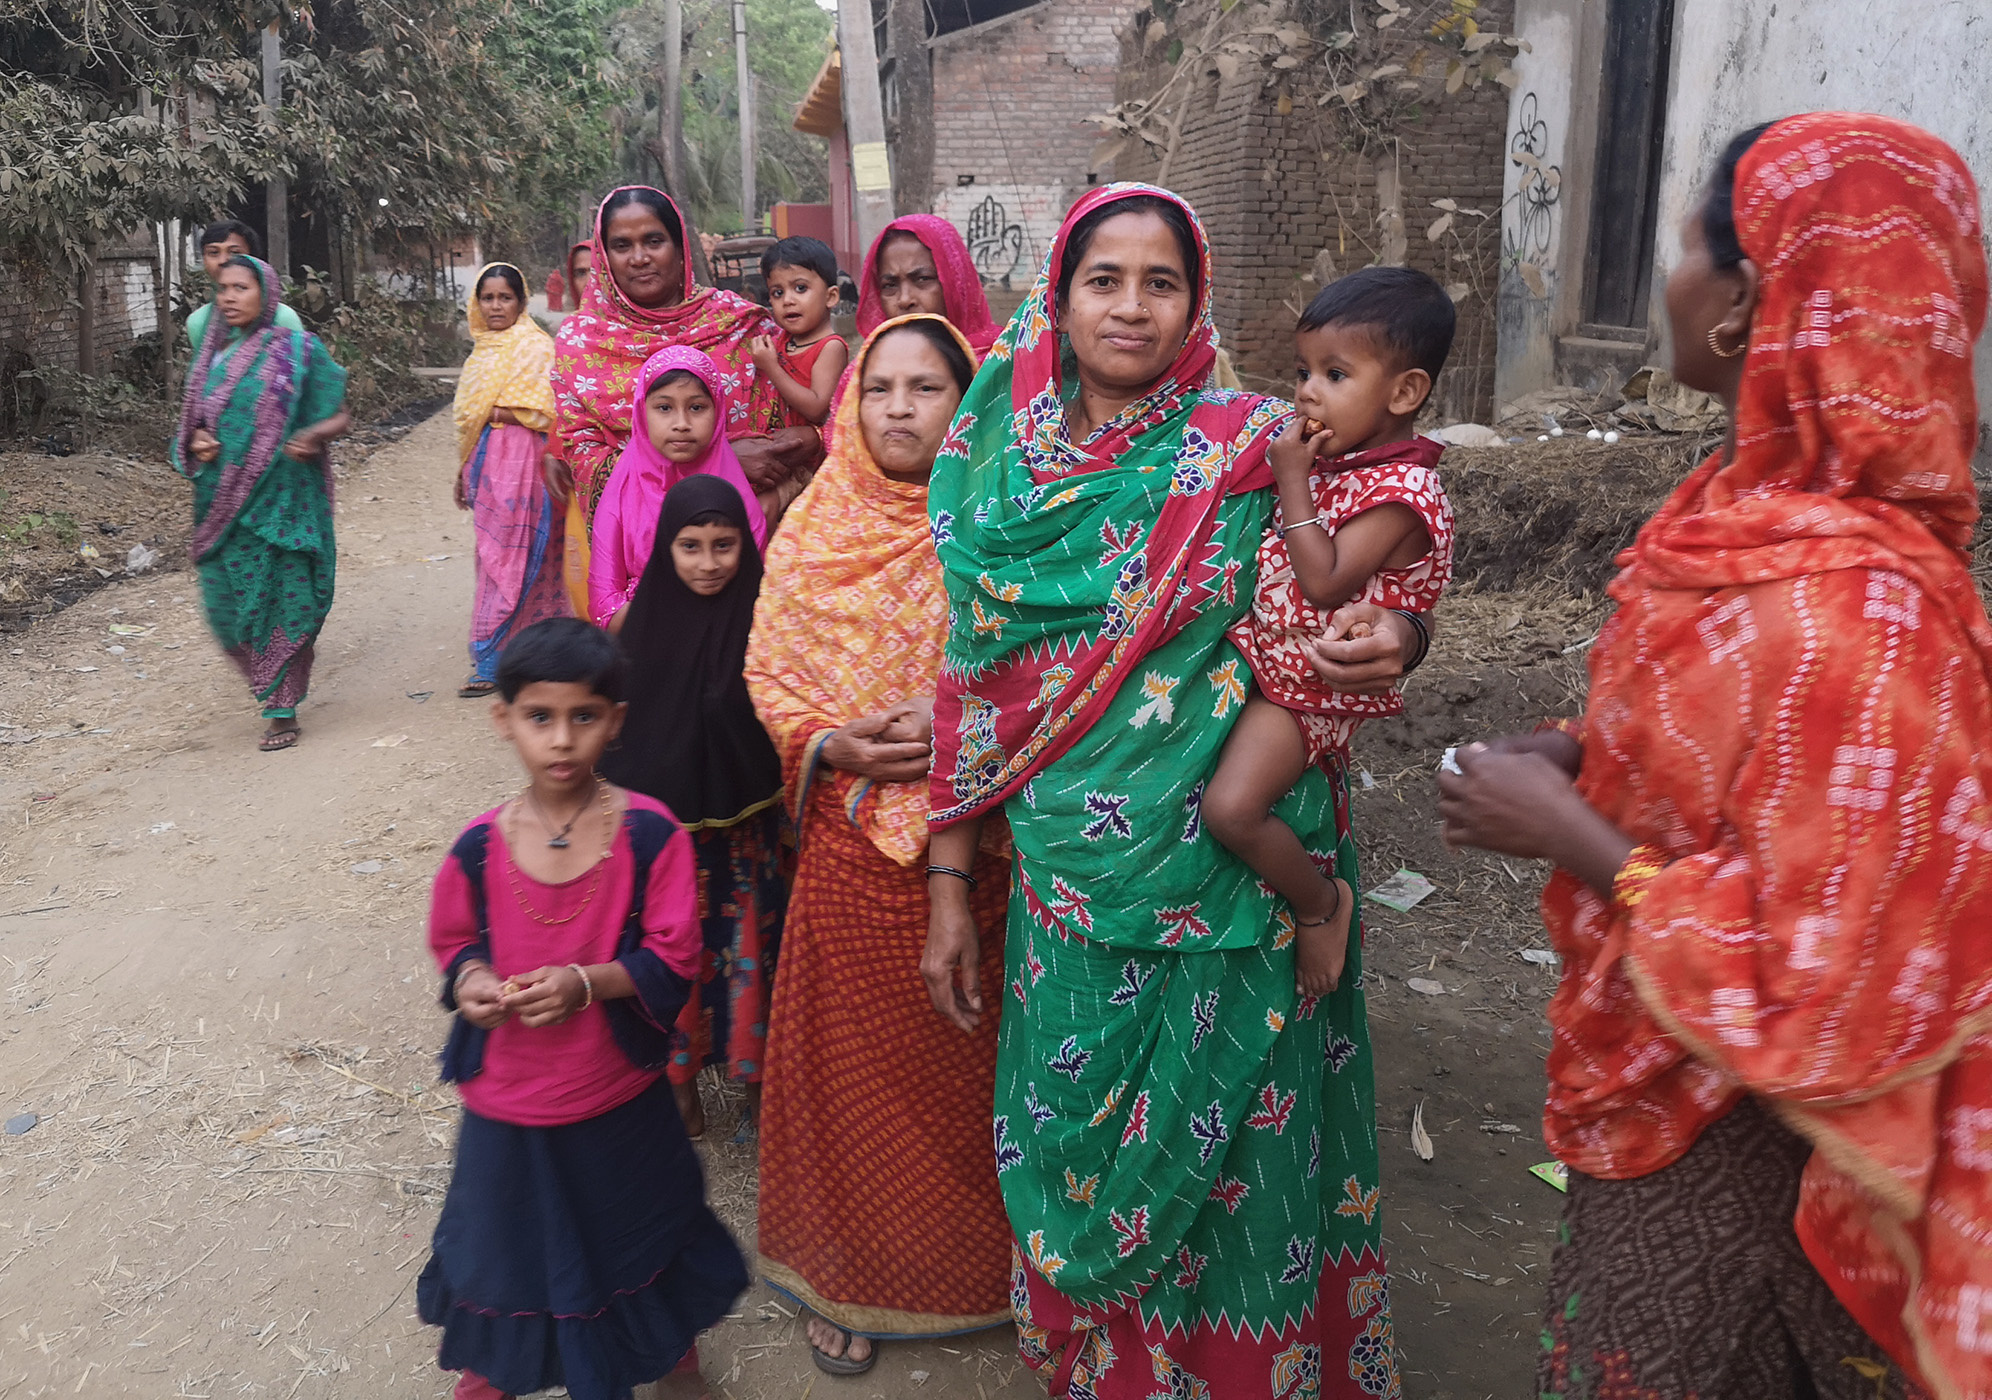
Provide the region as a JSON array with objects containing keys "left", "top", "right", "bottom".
[
  {"left": 0, "top": 244, "right": 160, "bottom": 395},
  {"left": 1112, "top": 1, "right": 1514, "bottom": 421},
  {"left": 923, "top": 0, "right": 1140, "bottom": 309}
]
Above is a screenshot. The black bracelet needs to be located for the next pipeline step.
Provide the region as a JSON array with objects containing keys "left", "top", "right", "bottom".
[
  {"left": 926, "top": 863, "right": 978, "bottom": 889},
  {"left": 1393, "top": 609, "right": 1432, "bottom": 673}
]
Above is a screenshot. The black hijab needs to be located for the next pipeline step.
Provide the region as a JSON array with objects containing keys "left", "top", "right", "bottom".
[{"left": 602, "top": 474, "right": 783, "bottom": 828}]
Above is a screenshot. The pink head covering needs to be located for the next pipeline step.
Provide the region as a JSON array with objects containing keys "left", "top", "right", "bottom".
[
  {"left": 588, "top": 346, "right": 770, "bottom": 626},
  {"left": 855, "top": 215, "right": 1001, "bottom": 354},
  {"left": 616, "top": 346, "right": 768, "bottom": 546}
]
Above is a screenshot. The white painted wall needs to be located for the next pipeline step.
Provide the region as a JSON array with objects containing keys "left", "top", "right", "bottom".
[
  {"left": 1494, "top": 0, "right": 1582, "bottom": 402},
  {"left": 1652, "top": 0, "right": 1992, "bottom": 380}
]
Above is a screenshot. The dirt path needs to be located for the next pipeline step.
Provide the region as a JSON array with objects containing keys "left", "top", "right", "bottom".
[{"left": 0, "top": 407, "right": 1580, "bottom": 1398}]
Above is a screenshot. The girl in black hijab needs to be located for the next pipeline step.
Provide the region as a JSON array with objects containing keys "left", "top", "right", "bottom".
[{"left": 605, "top": 474, "right": 787, "bottom": 1140}]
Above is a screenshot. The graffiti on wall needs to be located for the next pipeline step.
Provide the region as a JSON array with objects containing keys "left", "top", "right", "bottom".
[
  {"left": 966, "top": 194, "right": 1027, "bottom": 286},
  {"left": 1505, "top": 91, "right": 1562, "bottom": 294}
]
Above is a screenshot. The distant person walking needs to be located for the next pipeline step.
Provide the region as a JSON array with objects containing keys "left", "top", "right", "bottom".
[
  {"left": 185, "top": 220, "right": 302, "bottom": 347},
  {"left": 170, "top": 255, "right": 349, "bottom": 752},
  {"left": 451, "top": 262, "right": 567, "bottom": 698}
]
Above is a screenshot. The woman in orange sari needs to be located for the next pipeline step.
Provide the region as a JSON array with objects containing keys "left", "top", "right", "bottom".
[
  {"left": 745, "top": 315, "right": 1011, "bottom": 1376},
  {"left": 1442, "top": 113, "right": 1992, "bottom": 1399}
]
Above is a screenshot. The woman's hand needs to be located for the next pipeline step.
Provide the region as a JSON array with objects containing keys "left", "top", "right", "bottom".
[
  {"left": 735, "top": 426, "right": 825, "bottom": 492},
  {"left": 455, "top": 965, "right": 510, "bottom": 1030},
  {"left": 821, "top": 711, "right": 930, "bottom": 782},
  {"left": 189, "top": 427, "right": 222, "bottom": 464},
  {"left": 285, "top": 409, "right": 351, "bottom": 462},
  {"left": 491, "top": 406, "right": 521, "bottom": 428},
  {"left": 542, "top": 452, "right": 573, "bottom": 507},
  {"left": 922, "top": 884, "right": 985, "bottom": 1033},
  {"left": 1471, "top": 730, "right": 1583, "bottom": 779},
  {"left": 1438, "top": 744, "right": 1634, "bottom": 897},
  {"left": 453, "top": 467, "right": 471, "bottom": 511},
  {"left": 1302, "top": 604, "right": 1418, "bottom": 695},
  {"left": 876, "top": 695, "right": 935, "bottom": 748},
  {"left": 500, "top": 965, "right": 587, "bottom": 1028}
]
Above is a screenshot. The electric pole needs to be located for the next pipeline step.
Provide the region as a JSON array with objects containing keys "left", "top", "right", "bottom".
[
  {"left": 837, "top": 0, "right": 893, "bottom": 253},
  {"left": 661, "top": 0, "right": 685, "bottom": 197},
  {"left": 733, "top": 0, "right": 756, "bottom": 232},
  {"left": 261, "top": 21, "right": 288, "bottom": 276}
]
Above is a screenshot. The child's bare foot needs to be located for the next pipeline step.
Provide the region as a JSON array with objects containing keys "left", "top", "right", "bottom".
[{"left": 1293, "top": 877, "right": 1353, "bottom": 996}]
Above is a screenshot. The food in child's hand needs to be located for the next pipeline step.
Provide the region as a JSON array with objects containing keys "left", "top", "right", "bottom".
[
  {"left": 1345, "top": 620, "right": 1373, "bottom": 639},
  {"left": 1302, "top": 418, "right": 1326, "bottom": 436},
  {"left": 500, "top": 977, "right": 521, "bottom": 999}
]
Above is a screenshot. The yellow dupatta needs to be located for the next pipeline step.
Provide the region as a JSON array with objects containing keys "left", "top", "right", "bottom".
[{"left": 452, "top": 262, "right": 558, "bottom": 466}]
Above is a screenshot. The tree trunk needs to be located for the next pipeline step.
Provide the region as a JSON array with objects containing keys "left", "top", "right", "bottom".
[
  {"left": 661, "top": 0, "right": 686, "bottom": 198},
  {"left": 76, "top": 256, "right": 97, "bottom": 378}
]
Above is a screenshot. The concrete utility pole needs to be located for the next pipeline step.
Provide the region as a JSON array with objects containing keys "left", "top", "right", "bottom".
[
  {"left": 886, "top": 0, "right": 933, "bottom": 215},
  {"left": 660, "top": 0, "right": 686, "bottom": 197},
  {"left": 732, "top": 0, "right": 756, "bottom": 231},
  {"left": 261, "top": 21, "right": 288, "bottom": 276},
  {"left": 837, "top": 0, "right": 894, "bottom": 253}
]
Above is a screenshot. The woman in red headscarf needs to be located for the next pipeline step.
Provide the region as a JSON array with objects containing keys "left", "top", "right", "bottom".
[
  {"left": 1442, "top": 113, "right": 1992, "bottom": 1399},
  {"left": 854, "top": 214, "right": 1002, "bottom": 355}
]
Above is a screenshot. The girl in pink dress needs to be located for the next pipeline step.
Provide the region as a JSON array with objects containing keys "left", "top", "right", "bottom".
[
  {"left": 587, "top": 346, "right": 769, "bottom": 630},
  {"left": 418, "top": 617, "right": 747, "bottom": 1400}
]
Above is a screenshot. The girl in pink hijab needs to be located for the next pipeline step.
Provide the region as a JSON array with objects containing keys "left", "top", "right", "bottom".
[{"left": 589, "top": 346, "right": 769, "bottom": 630}]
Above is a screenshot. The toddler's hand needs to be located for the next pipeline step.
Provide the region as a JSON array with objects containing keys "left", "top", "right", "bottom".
[
  {"left": 1269, "top": 415, "right": 1334, "bottom": 478},
  {"left": 750, "top": 334, "right": 778, "bottom": 371}
]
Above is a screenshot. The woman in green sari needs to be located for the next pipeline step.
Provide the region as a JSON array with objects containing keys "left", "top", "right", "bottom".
[
  {"left": 922, "top": 185, "right": 1421, "bottom": 1398},
  {"left": 172, "top": 255, "right": 349, "bottom": 751}
]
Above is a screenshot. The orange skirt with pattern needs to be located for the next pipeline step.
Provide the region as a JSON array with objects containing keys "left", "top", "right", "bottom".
[{"left": 755, "top": 782, "right": 1012, "bottom": 1336}]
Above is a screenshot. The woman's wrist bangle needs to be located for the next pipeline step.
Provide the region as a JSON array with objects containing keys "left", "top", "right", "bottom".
[
  {"left": 453, "top": 961, "right": 488, "bottom": 993},
  {"left": 1278, "top": 515, "right": 1323, "bottom": 540},
  {"left": 569, "top": 963, "right": 594, "bottom": 1010},
  {"left": 926, "top": 864, "right": 978, "bottom": 889},
  {"left": 1393, "top": 609, "right": 1432, "bottom": 672}
]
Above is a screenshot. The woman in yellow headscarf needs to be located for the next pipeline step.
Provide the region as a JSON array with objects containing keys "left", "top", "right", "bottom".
[{"left": 452, "top": 262, "right": 566, "bottom": 697}]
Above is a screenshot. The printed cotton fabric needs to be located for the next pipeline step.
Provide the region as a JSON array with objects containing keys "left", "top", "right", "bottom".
[
  {"left": 451, "top": 261, "right": 557, "bottom": 467},
  {"left": 927, "top": 183, "right": 1399, "bottom": 1399},
  {"left": 1539, "top": 113, "right": 1992, "bottom": 1399},
  {"left": 549, "top": 187, "right": 784, "bottom": 523}
]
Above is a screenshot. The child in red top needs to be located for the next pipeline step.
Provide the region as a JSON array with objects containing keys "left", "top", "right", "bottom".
[
  {"left": 417, "top": 617, "right": 747, "bottom": 1400},
  {"left": 1206, "top": 267, "right": 1457, "bottom": 998},
  {"left": 751, "top": 235, "right": 848, "bottom": 426}
]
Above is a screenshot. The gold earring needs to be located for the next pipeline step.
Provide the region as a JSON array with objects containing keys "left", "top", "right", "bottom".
[{"left": 1706, "top": 326, "right": 1745, "bottom": 359}]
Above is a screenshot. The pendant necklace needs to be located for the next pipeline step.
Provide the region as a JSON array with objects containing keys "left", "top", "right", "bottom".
[{"left": 528, "top": 779, "right": 596, "bottom": 849}]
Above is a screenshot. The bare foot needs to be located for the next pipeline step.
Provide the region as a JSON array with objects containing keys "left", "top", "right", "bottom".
[
  {"left": 805, "top": 1314, "right": 874, "bottom": 1369},
  {"left": 672, "top": 1078, "right": 706, "bottom": 1140},
  {"left": 1294, "top": 877, "right": 1353, "bottom": 997}
]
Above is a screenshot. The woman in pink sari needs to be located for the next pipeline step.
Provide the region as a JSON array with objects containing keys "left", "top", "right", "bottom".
[
  {"left": 854, "top": 215, "right": 1001, "bottom": 355},
  {"left": 588, "top": 346, "right": 768, "bottom": 631}
]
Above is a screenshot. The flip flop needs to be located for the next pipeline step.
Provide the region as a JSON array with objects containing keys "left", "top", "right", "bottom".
[
  {"left": 259, "top": 725, "right": 300, "bottom": 752},
  {"left": 458, "top": 678, "right": 498, "bottom": 698},
  {"left": 808, "top": 1324, "right": 876, "bottom": 1376}
]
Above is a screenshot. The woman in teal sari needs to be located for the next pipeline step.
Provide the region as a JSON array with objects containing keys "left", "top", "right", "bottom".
[
  {"left": 172, "top": 255, "right": 350, "bottom": 751},
  {"left": 922, "top": 185, "right": 1421, "bottom": 1398}
]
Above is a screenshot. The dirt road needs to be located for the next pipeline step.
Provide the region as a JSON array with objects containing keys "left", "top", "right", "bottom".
[{"left": 0, "top": 408, "right": 1583, "bottom": 1398}]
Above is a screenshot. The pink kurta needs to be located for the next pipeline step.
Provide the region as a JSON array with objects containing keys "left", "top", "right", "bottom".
[{"left": 427, "top": 793, "right": 703, "bottom": 1127}]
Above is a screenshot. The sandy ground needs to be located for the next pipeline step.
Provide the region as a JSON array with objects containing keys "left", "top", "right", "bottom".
[{"left": 0, "top": 407, "right": 1589, "bottom": 1398}]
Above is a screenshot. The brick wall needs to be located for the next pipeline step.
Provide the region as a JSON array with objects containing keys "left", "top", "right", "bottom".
[
  {"left": 0, "top": 249, "right": 160, "bottom": 378},
  {"left": 1113, "top": 1, "right": 1514, "bottom": 421},
  {"left": 929, "top": 0, "right": 1141, "bottom": 289}
]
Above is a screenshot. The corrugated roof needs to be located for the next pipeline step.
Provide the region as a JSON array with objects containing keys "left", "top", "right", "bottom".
[{"left": 794, "top": 47, "right": 842, "bottom": 137}]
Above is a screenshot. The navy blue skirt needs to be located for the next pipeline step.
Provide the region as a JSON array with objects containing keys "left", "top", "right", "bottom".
[{"left": 418, "top": 1078, "right": 749, "bottom": 1400}]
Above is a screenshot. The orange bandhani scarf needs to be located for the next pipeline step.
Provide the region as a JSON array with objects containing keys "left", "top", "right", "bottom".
[
  {"left": 743, "top": 315, "right": 974, "bottom": 867},
  {"left": 1543, "top": 112, "right": 1992, "bottom": 1398}
]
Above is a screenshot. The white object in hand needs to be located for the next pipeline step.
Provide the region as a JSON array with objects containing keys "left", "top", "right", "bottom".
[{"left": 1439, "top": 747, "right": 1463, "bottom": 776}]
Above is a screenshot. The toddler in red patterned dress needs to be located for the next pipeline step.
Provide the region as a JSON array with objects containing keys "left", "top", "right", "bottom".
[
  {"left": 750, "top": 235, "right": 849, "bottom": 427},
  {"left": 1204, "top": 267, "right": 1457, "bottom": 996}
]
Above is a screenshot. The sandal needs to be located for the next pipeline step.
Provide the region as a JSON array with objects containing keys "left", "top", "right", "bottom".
[
  {"left": 808, "top": 1323, "right": 877, "bottom": 1376},
  {"left": 458, "top": 678, "right": 498, "bottom": 698},
  {"left": 259, "top": 724, "right": 301, "bottom": 752}
]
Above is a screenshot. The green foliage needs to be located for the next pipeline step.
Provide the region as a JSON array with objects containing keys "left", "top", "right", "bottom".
[{"left": 611, "top": 0, "right": 831, "bottom": 236}]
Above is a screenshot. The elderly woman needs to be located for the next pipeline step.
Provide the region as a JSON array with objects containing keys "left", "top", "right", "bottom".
[
  {"left": 550, "top": 187, "right": 821, "bottom": 580},
  {"left": 171, "top": 255, "right": 349, "bottom": 752},
  {"left": 1441, "top": 113, "right": 1992, "bottom": 1399},
  {"left": 922, "top": 184, "right": 1425, "bottom": 1397},
  {"left": 745, "top": 315, "right": 1012, "bottom": 1376}
]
